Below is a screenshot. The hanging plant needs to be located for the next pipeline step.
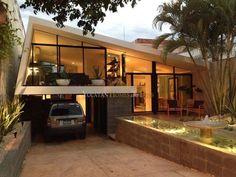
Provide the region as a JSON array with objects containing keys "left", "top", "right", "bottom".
[
  {"left": 0, "top": 1, "right": 22, "bottom": 104},
  {"left": 0, "top": 1, "right": 22, "bottom": 61}
]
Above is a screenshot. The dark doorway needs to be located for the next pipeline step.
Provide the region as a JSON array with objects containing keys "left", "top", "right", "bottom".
[
  {"left": 21, "top": 96, "right": 50, "bottom": 140},
  {"left": 86, "top": 96, "right": 107, "bottom": 134}
]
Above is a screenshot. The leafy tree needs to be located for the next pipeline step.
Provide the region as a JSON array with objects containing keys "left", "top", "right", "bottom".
[
  {"left": 20, "top": 0, "right": 140, "bottom": 35},
  {"left": 153, "top": 0, "right": 236, "bottom": 118}
]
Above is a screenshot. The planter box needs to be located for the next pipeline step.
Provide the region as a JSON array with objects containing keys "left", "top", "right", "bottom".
[
  {"left": 116, "top": 118, "right": 236, "bottom": 177},
  {"left": 91, "top": 79, "right": 105, "bottom": 86},
  {"left": 0, "top": 122, "right": 31, "bottom": 177},
  {"left": 56, "top": 79, "right": 71, "bottom": 86}
]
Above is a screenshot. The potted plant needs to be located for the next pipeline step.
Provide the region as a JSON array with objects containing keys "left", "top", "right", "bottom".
[
  {"left": 56, "top": 71, "right": 71, "bottom": 86},
  {"left": 91, "top": 65, "right": 105, "bottom": 86}
]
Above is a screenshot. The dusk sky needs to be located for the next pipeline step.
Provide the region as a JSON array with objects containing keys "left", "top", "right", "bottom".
[{"left": 17, "top": 0, "right": 170, "bottom": 42}]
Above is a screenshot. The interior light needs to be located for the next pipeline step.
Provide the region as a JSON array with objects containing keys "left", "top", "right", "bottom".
[{"left": 46, "top": 95, "right": 51, "bottom": 99}]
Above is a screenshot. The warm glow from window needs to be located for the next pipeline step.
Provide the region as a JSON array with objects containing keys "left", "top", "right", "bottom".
[
  {"left": 76, "top": 95, "right": 86, "bottom": 115},
  {"left": 126, "top": 56, "right": 152, "bottom": 73}
]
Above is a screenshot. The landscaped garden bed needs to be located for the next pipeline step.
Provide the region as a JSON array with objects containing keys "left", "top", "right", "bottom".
[
  {"left": 0, "top": 121, "right": 31, "bottom": 177},
  {"left": 0, "top": 97, "right": 30, "bottom": 177},
  {"left": 116, "top": 116, "right": 236, "bottom": 177}
]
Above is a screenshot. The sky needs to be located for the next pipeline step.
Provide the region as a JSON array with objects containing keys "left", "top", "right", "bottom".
[{"left": 17, "top": 0, "right": 170, "bottom": 42}]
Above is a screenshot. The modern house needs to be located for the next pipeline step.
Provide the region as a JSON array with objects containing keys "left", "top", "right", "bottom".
[{"left": 15, "top": 17, "right": 204, "bottom": 136}]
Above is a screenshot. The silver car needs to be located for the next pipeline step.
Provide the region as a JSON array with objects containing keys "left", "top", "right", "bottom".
[{"left": 45, "top": 102, "right": 86, "bottom": 141}]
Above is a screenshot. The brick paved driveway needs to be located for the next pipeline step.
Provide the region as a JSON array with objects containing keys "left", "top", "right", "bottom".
[{"left": 20, "top": 136, "right": 212, "bottom": 177}]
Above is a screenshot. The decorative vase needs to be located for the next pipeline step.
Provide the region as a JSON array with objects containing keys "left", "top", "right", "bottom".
[
  {"left": 91, "top": 79, "right": 105, "bottom": 86},
  {"left": 56, "top": 79, "right": 71, "bottom": 86}
]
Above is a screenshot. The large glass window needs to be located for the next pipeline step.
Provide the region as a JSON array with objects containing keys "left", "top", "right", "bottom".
[
  {"left": 27, "top": 29, "right": 107, "bottom": 86},
  {"left": 84, "top": 49, "right": 105, "bottom": 79},
  {"left": 156, "top": 63, "right": 173, "bottom": 73},
  {"left": 60, "top": 47, "right": 83, "bottom": 73},
  {"left": 25, "top": 45, "right": 57, "bottom": 85},
  {"left": 126, "top": 56, "right": 151, "bottom": 73},
  {"left": 33, "top": 30, "right": 56, "bottom": 44},
  {"left": 58, "top": 36, "right": 82, "bottom": 46},
  {"left": 157, "top": 74, "right": 192, "bottom": 111}
]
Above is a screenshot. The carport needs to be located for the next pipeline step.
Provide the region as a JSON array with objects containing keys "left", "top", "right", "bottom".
[{"left": 21, "top": 93, "right": 133, "bottom": 140}]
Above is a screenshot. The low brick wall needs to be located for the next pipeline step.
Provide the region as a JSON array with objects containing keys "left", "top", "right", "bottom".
[
  {"left": 116, "top": 119, "right": 236, "bottom": 177},
  {"left": 0, "top": 122, "right": 31, "bottom": 177},
  {"left": 107, "top": 96, "right": 132, "bottom": 135}
]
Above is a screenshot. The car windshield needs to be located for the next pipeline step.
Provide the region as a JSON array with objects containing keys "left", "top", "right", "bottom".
[{"left": 51, "top": 104, "right": 82, "bottom": 116}]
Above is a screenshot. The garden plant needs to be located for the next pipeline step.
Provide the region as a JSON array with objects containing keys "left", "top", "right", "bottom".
[{"left": 153, "top": 0, "right": 236, "bottom": 123}]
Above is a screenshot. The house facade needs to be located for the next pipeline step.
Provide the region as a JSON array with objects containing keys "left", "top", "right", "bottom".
[{"left": 15, "top": 17, "right": 203, "bottom": 135}]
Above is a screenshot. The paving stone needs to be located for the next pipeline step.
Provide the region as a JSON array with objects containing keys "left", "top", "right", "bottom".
[{"left": 20, "top": 136, "right": 211, "bottom": 177}]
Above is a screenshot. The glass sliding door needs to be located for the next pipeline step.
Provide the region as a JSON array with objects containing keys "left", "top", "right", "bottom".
[
  {"left": 157, "top": 74, "right": 175, "bottom": 111},
  {"left": 130, "top": 74, "right": 152, "bottom": 112},
  {"left": 176, "top": 74, "right": 192, "bottom": 107},
  {"left": 157, "top": 74, "right": 192, "bottom": 111}
]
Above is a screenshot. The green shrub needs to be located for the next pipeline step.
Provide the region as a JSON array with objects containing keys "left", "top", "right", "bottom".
[{"left": 0, "top": 97, "right": 24, "bottom": 142}]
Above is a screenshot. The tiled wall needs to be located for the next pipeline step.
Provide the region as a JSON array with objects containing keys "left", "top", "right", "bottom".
[{"left": 107, "top": 96, "right": 132, "bottom": 135}]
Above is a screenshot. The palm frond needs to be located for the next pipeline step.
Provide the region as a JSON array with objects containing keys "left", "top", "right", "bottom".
[
  {"left": 152, "top": 33, "right": 175, "bottom": 49},
  {"left": 161, "top": 39, "right": 186, "bottom": 62}
]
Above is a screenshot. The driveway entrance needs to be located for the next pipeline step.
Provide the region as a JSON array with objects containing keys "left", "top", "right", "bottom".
[{"left": 20, "top": 136, "right": 211, "bottom": 177}]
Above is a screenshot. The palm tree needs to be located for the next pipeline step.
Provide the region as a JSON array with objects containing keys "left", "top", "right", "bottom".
[{"left": 153, "top": 0, "right": 236, "bottom": 117}]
